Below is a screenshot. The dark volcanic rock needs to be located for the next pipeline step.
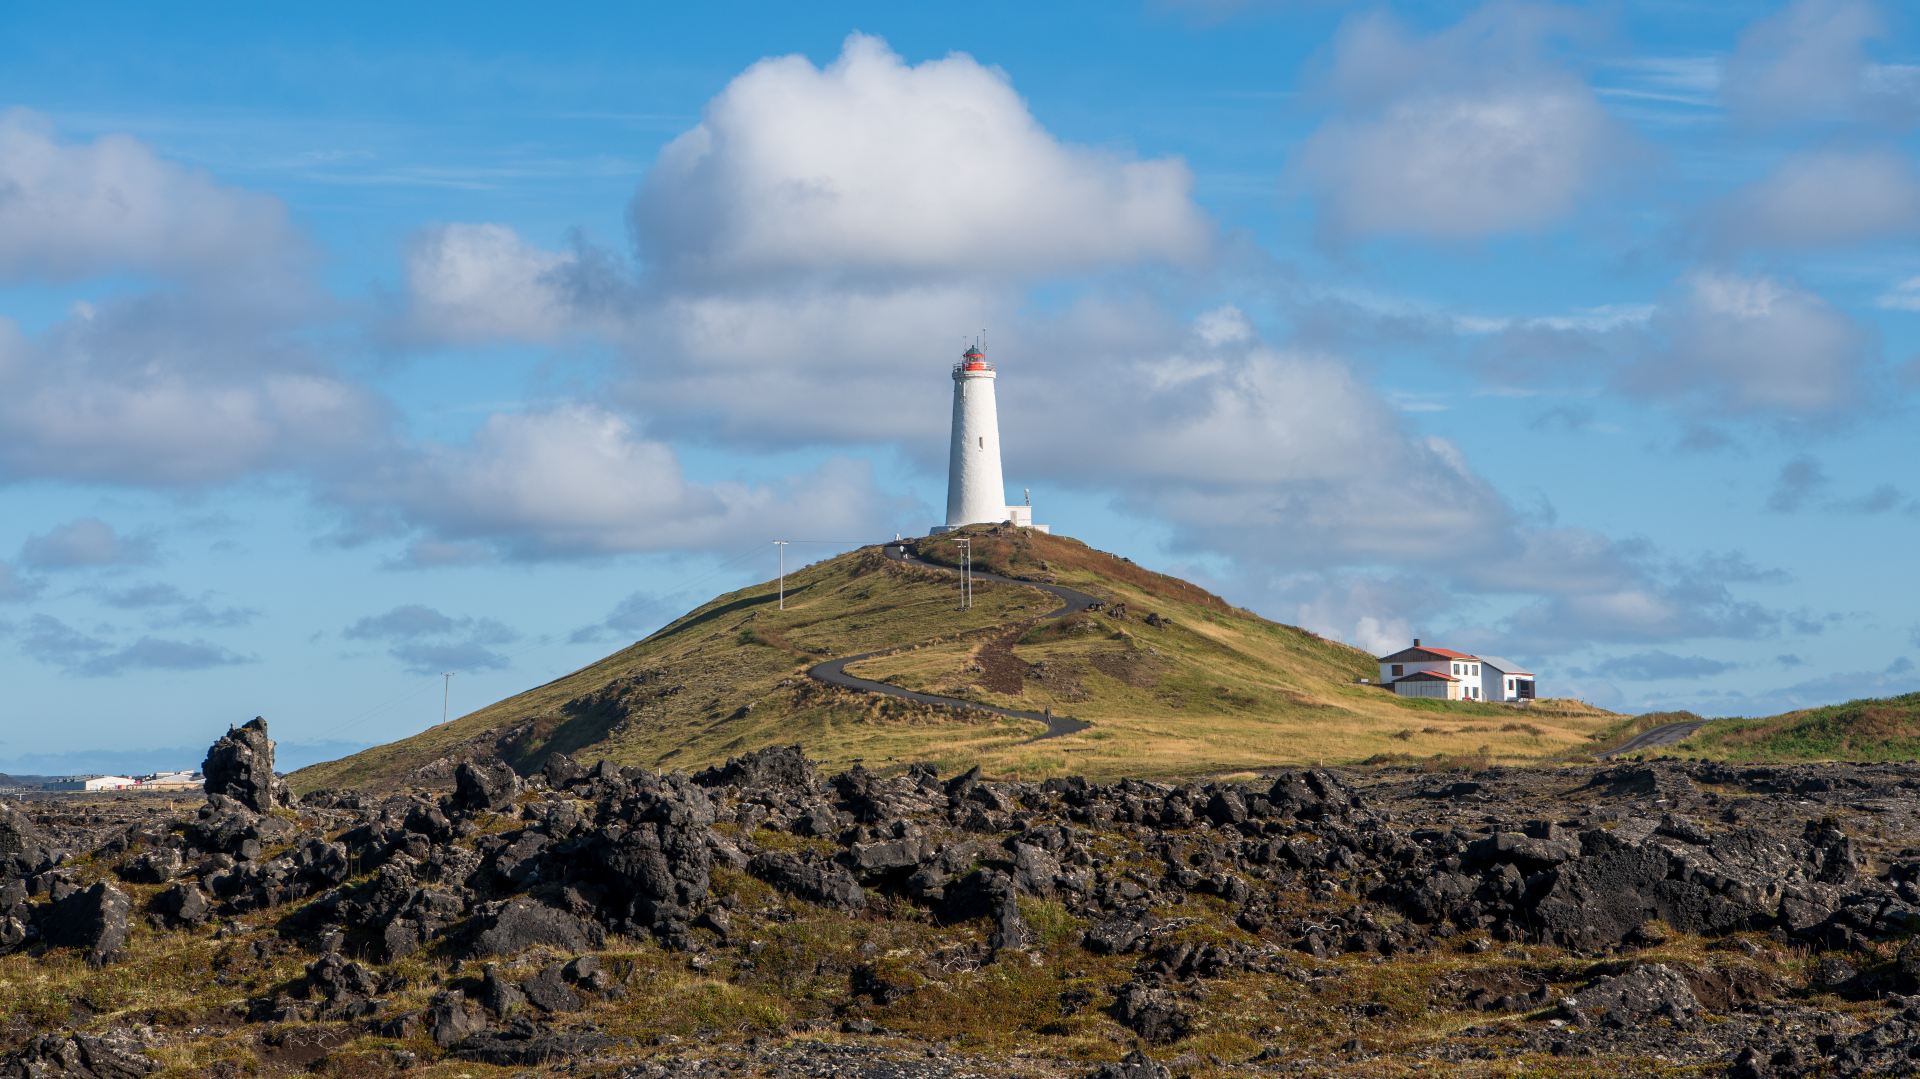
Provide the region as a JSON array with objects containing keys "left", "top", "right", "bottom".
[
  {"left": 0, "top": 802, "right": 61, "bottom": 879},
  {"left": 1826, "top": 999, "right": 1920, "bottom": 1077},
  {"left": 202, "top": 716, "right": 281, "bottom": 813},
  {"left": 1522, "top": 823, "right": 1848, "bottom": 951},
  {"left": 452, "top": 760, "right": 522, "bottom": 815},
  {"left": 694, "top": 744, "right": 818, "bottom": 792},
  {"left": 1109, "top": 979, "right": 1190, "bottom": 1044},
  {"left": 1559, "top": 964, "right": 1701, "bottom": 1028},
  {"left": 117, "top": 847, "right": 182, "bottom": 885},
  {"left": 427, "top": 992, "right": 486, "bottom": 1048},
  {"left": 464, "top": 897, "right": 603, "bottom": 958},
  {"left": 520, "top": 962, "right": 583, "bottom": 1013},
  {"left": 748, "top": 851, "right": 866, "bottom": 911},
  {"left": 453, "top": 1022, "right": 616, "bottom": 1066},
  {"left": 23, "top": 740, "right": 1920, "bottom": 1077},
  {"left": 1266, "top": 769, "right": 1352, "bottom": 820},
  {"left": 150, "top": 882, "right": 210, "bottom": 927},
  {"left": 0, "top": 1032, "right": 156, "bottom": 1078},
  {"left": 41, "top": 881, "right": 131, "bottom": 966}
]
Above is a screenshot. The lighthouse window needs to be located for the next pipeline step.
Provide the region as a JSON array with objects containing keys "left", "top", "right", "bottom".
[{"left": 978, "top": 436, "right": 983, "bottom": 448}]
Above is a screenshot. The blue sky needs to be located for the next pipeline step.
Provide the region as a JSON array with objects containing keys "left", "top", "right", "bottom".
[{"left": 2, "top": 0, "right": 1917, "bottom": 773}]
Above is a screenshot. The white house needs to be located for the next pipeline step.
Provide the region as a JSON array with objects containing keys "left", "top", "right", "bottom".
[
  {"left": 1476, "top": 656, "right": 1537, "bottom": 703},
  {"left": 83, "top": 775, "right": 137, "bottom": 791},
  {"left": 1374, "top": 640, "right": 1536, "bottom": 702}
]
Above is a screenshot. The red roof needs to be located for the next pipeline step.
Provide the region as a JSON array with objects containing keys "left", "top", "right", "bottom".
[
  {"left": 1394, "top": 669, "right": 1458, "bottom": 682},
  {"left": 1378, "top": 645, "right": 1478, "bottom": 663}
]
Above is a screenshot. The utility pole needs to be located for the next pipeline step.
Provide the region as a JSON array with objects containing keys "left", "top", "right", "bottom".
[
  {"left": 441, "top": 672, "right": 452, "bottom": 725},
  {"left": 773, "top": 540, "right": 790, "bottom": 610},
  {"left": 954, "top": 537, "right": 973, "bottom": 609}
]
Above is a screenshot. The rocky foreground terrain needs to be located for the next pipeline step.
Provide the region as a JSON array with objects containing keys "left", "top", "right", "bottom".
[{"left": 7, "top": 723, "right": 1920, "bottom": 1076}]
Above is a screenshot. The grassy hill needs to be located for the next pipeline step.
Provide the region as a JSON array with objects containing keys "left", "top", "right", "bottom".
[
  {"left": 1671, "top": 692, "right": 1920, "bottom": 763},
  {"left": 293, "top": 528, "right": 1616, "bottom": 792}
]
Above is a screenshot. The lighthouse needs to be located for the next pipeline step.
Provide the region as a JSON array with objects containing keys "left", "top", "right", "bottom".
[{"left": 933, "top": 343, "right": 1047, "bottom": 535}]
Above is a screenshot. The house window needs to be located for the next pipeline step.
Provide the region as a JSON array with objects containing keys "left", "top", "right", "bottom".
[
  {"left": 1391, "top": 664, "right": 1403, "bottom": 676},
  {"left": 978, "top": 436, "right": 984, "bottom": 448},
  {"left": 1452, "top": 663, "right": 1460, "bottom": 675}
]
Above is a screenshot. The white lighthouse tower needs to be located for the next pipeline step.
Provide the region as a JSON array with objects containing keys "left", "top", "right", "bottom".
[{"left": 933, "top": 343, "right": 1046, "bottom": 535}]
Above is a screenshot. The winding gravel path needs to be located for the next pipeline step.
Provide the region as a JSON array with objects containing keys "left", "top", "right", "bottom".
[
  {"left": 805, "top": 542, "right": 1097, "bottom": 742},
  {"left": 1599, "top": 719, "right": 1707, "bottom": 758}
]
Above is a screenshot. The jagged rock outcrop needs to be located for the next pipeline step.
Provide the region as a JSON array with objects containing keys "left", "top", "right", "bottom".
[{"left": 202, "top": 717, "right": 282, "bottom": 814}]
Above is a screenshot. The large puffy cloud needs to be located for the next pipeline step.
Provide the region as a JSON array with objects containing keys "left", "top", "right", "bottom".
[
  {"left": 0, "top": 109, "right": 300, "bottom": 283},
  {"left": 333, "top": 405, "right": 904, "bottom": 560},
  {"left": 1705, "top": 148, "right": 1920, "bottom": 250},
  {"left": 1721, "top": 0, "right": 1919, "bottom": 127},
  {"left": 0, "top": 116, "right": 378, "bottom": 489},
  {"left": 0, "top": 299, "right": 385, "bottom": 487},
  {"left": 1295, "top": 6, "right": 1626, "bottom": 240},
  {"left": 630, "top": 33, "right": 1208, "bottom": 279},
  {"left": 1003, "top": 315, "right": 1513, "bottom": 566},
  {"left": 1623, "top": 273, "right": 1871, "bottom": 419}
]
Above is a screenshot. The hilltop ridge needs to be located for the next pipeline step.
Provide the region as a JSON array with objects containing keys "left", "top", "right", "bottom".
[{"left": 293, "top": 529, "right": 1614, "bottom": 792}]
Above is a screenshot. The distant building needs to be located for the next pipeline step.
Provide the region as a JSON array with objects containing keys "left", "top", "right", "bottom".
[
  {"left": 136, "top": 771, "right": 201, "bottom": 791},
  {"left": 83, "top": 775, "right": 137, "bottom": 792},
  {"left": 1375, "top": 640, "right": 1536, "bottom": 702},
  {"left": 43, "top": 774, "right": 152, "bottom": 792}
]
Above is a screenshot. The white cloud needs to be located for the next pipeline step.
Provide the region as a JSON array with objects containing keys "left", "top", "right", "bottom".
[
  {"left": 0, "top": 109, "right": 300, "bottom": 283},
  {"left": 0, "top": 300, "right": 385, "bottom": 487},
  {"left": 1275, "top": 572, "right": 1449, "bottom": 656},
  {"left": 1721, "top": 0, "right": 1918, "bottom": 127},
  {"left": 1295, "top": 6, "right": 1626, "bottom": 240},
  {"left": 1625, "top": 273, "right": 1870, "bottom": 418},
  {"left": 1706, "top": 148, "right": 1920, "bottom": 249},
  {"left": 630, "top": 33, "right": 1208, "bottom": 279},
  {"left": 1008, "top": 320, "right": 1513, "bottom": 567},
  {"left": 400, "top": 223, "right": 580, "bottom": 343},
  {"left": 18, "top": 517, "right": 155, "bottom": 570},
  {"left": 334, "top": 404, "right": 902, "bottom": 560}
]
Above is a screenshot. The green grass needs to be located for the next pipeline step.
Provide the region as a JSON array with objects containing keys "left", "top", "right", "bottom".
[
  {"left": 294, "top": 529, "right": 1618, "bottom": 792},
  {"left": 1675, "top": 692, "right": 1920, "bottom": 763}
]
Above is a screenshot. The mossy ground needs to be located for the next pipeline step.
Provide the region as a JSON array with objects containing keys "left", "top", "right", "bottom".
[{"left": 1670, "top": 692, "right": 1920, "bottom": 763}]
